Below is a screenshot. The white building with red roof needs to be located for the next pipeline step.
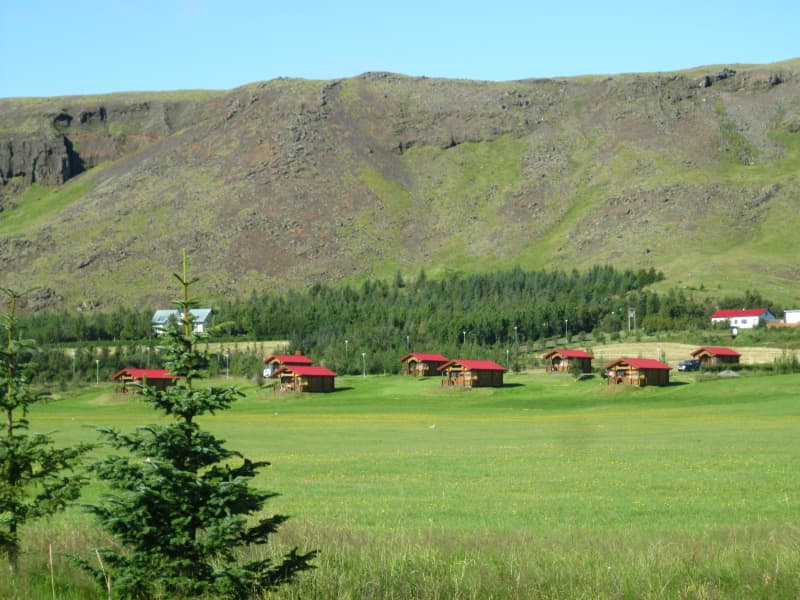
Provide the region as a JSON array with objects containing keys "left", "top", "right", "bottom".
[{"left": 710, "top": 308, "right": 776, "bottom": 329}]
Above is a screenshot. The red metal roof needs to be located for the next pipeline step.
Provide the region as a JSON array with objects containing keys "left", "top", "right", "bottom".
[
  {"left": 711, "top": 308, "right": 769, "bottom": 319},
  {"left": 264, "top": 354, "right": 313, "bottom": 365},
  {"left": 543, "top": 349, "right": 594, "bottom": 359},
  {"left": 604, "top": 358, "right": 671, "bottom": 370},
  {"left": 112, "top": 368, "right": 176, "bottom": 380},
  {"left": 691, "top": 346, "right": 741, "bottom": 357},
  {"left": 399, "top": 353, "right": 449, "bottom": 363},
  {"left": 438, "top": 359, "right": 507, "bottom": 372},
  {"left": 274, "top": 365, "right": 337, "bottom": 377}
]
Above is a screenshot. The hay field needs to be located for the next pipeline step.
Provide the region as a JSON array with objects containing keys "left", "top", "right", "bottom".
[{"left": 588, "top": 342, "right": 786, "bottom": 366}]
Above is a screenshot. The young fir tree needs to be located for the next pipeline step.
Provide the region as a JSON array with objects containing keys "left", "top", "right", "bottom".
[
  {"left": 80, "top": 253, "right": 314, "bottom": 599},
  {"left": 0, "top": 288, "right": 90, "bottom": 570}
]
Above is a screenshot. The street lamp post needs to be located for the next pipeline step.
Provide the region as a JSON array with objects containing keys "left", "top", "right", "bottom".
[
  {"left": 95, "top": 359, "right": 99, "bottom": 385},
  {"left": 565, "top": 319, "right": 569, "bottom": 341},
  {"left": 361, "top": 352, "right": 366, "bottom": 378},
  {"left": 506, "top": 348, "right": 510, "bottom": 368},
  {"left": 345, "top": 339, "right": 349, "bottom": 372},
  {"left": 514, "top": 325, "right": 518, "bottom": 346},
  {"left": 463, "top": 330, "right": 467, "bottom": 344},
  {"left": 225, "top": 351, "right": 230, "bottom": 379}
]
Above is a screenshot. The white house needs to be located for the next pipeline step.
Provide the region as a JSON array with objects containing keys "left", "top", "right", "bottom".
[
  {"left": 152, "top": 308, "right": 212, "bottom": 334},
  {"left": 784, "top": 309, "right": 800, "bottom": 325},
  {"left": 710, "top": 308, "right": 776, "bottom": 329}
]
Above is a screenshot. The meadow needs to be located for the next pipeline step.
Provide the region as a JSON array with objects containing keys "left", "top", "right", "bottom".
[{"left": 6, "top": 370, "right": 800, "bottom": 599}]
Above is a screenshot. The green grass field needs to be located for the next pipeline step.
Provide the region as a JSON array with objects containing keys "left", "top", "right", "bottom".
[{"left": 7, "top": 371, "right": 800, "bottom": 598}]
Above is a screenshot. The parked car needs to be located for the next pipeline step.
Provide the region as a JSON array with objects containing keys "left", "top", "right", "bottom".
[{"left": 677, "top": 359, "right": 701, "bottom": 372}]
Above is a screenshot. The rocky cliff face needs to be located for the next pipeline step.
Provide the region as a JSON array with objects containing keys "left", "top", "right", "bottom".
[
  {"left": 0, "top": 134, "right": 73, "bottom": 188},
  {"left": 0, "top": 94, "right": 223, "bottom": 202}
]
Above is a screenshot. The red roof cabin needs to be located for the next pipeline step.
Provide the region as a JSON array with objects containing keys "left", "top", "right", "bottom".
[
  {"left": 604, "top": 358, "right": 671, "bottom": 387},
  {"left": 542, "top": 349, "right": 594, "bottom": 373},
  {"left": 690, "top": 346, "right": 741, "bottom": 366},
  {"left": 263, "top": 352, "right": 314, "bottom": 378},
  {"left": 439, "top": 359, "right": 507, "bottom": 388},
  {"left": 112, "top": 368, "right": 177, "bottom": 393},
  {"left": 400, "top": 352, "right": 449, "bottom": 376},
  {"left": 273, "top": 365, "right": 337, "bottom": 393}
]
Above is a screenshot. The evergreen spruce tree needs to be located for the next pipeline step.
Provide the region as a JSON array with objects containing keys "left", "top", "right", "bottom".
[
  {"left": 0, "top": 288, "right": 90, "bottom": 570},
  {"left": 81, "top": 253, "right": 314, "bottom": 598}
]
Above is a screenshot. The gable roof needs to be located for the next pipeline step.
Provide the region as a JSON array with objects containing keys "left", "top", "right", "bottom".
[
  {"left": 438, "top": 359, "right": 507, "bottom": 372},
  {"left": 112, "top": 368, "right": 176, "bottom": 381},
  {"left": 152, "top": 308, "right": 212, "bottom": 324},
  {"left": 264, "top": 354, "right": 314, "bottom": 365},
  {"left": 274, "top": 365, "right": 337, "bottom": 377},
  {"left": 604, "top": 358, "right": 671, "bottom": 370},
  {"left": 399, "top": 352, "right": 449, "bottom": 363},
  {"left": 543, "top": 349, "right": 594, "bottom": 359},
  {"left": 710, "top": 308, "right": 770, "bottom": 319},
  {"left": 691, "top": 346, "right": 741, "bottom": 357}
]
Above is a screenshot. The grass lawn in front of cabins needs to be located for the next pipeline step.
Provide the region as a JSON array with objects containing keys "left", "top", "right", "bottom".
[{"left": 14, "top": 370, "right": 800, "bottom": 599}]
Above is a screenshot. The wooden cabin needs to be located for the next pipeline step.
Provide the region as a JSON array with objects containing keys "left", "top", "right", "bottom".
[
  {"left": 690, "top": 346, "right": 741, "bottom": 366},
  {"left": 542, "top": 349, "right": 594, "bottom": 373},
  {"left": 263, "top": 352, "right": 314, "bottom": 378},
  {"left": 399, "top": 352, "right": 449, "bottom": 376},
  {"left": 273, "top": 365, "right": 337, "bottom": 393},
  {"left": 604, "top": 358, "right": 671, "bottom": 387},
  {"left": 112, "top": 368, "right": 177, "bottom": 393},
  {"left": 439, "top": 359, "right": 507, "bottom": 388}
]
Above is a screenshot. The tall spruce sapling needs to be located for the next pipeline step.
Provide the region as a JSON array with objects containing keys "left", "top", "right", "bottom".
[
  {"left": 0, "top": 288, "right": 91, "bottom": 571},
  {"left": 80, "top": 253, "right": 315, "bottom": 598}
]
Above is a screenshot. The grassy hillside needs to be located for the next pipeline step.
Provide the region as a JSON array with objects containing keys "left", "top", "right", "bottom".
[{"left": 2, "top": 61, "right": 800, "bottom": 310}]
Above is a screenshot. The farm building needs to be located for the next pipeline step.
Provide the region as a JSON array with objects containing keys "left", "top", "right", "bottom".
[
  {"left": 400, "top": 352, "right": 449, "bottom": 376},
  {"left": 784, "top": 309, "right": 800, "bottom": 325},
  {"left": 152, "top": 308, "right": 212, "bottom": 335},
  {"left": 710, "top": 308, "right": 776, "bottom": 329},
  {"left": 542, "top": 349, "right": 593, "bottom": 373},
  {"left": 604, "top": 358, "right": 671, "bottom": 387},
  {"left": 273, "top": 365, "right": 337, "bottom": 393},
  {"left": 439, "top": 359, "right": 507, "bottom": 388},
  {"left": 690, "top": 346, "right": 741, "bottom": 366},
  {"left": 112, "top": 368, "right": 177, "bottom": 393},
  {"left": 263, "top": 353, "right": 314, "bottom": 378}
]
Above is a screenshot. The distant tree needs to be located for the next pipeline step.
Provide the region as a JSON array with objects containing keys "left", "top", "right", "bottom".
[
  {"left": 0, "top": 288, "right": 90, "bottom": 570},
  {"left": 78, "top": 252, "right": 315, "bottom": 599}
]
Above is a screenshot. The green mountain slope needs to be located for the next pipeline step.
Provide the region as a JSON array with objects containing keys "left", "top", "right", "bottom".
[{"left": 1, "top": 61, "right": 800, "bottom": 310}]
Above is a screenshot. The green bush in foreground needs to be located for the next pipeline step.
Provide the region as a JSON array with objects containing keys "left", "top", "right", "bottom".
[
  {"left": 76, "top": 253, "right": 314, "bottom": 598},
  {"left": 0, "top": 288, "right": 90, "bottom": 571}
]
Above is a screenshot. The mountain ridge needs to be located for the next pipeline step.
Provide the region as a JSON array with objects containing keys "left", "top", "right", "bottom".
[{"left": 2, "top": 59, "right": 800, "bottom": 311}]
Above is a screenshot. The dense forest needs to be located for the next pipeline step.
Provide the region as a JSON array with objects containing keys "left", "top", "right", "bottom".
[{"left": 16, "top": 265, "right": 780, "bottom": 383}]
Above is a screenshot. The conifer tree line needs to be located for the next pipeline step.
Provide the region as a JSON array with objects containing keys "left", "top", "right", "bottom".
[{"left": 17, "top": 265, "right": 778, "bottom": 377}]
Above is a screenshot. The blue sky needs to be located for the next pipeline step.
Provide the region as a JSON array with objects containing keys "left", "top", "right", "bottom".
[{"left": 2, "top": 0, "right": 798, "bottom": 98}]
